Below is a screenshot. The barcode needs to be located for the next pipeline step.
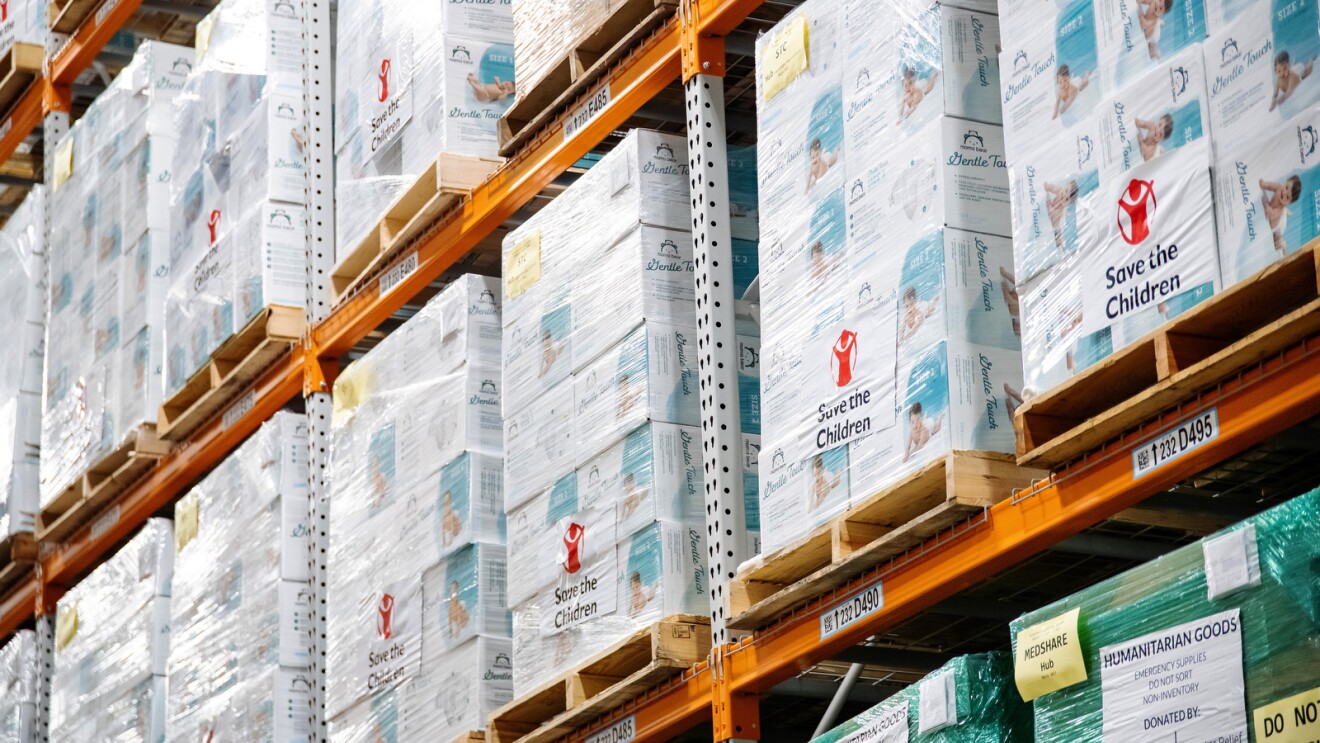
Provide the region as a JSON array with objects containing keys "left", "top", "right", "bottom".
[
  {"left": 379, "top": 251, "right": 419, "bottom": 297},
  {"left": 90, "top": 505, "right": 121, "bottom": 541},
  {"left": 222, "top": 390, "right": 258, "bottom": 429},
  {"left": 95, "top": 0, "right": 119, "bottom": 27}
]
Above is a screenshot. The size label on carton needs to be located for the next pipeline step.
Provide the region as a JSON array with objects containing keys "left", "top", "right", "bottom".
[
  {"left": 819, "top": 579, "right": 883, "bottom": 640},
  {"left": 1014, "top": 608, "right": 1088, "bottom": 701},
  {"left": 1254, "top": 687, "right": 1320, "bottom": 743},
  {"left": 1100, "top": 609, "right": 1247, "bottom": 742},
  {"left": 761, "top": 15, "right": 809, "bottom": 101}
]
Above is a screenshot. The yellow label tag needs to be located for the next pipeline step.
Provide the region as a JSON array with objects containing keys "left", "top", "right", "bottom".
[
  {"left": 1014, "top": 608, "right": 1088, "bottom": 701},
  {"left": 760, "top": 15, "right": 810, "bottom": 101},
  {"left": 55, "top": 603, "right": 77, "bottom": 651},
  {"left": 174, "top": 493, "right": 199, "bottom": 552},
  {"left": 332, "top": 359, "right": 374, "bottom": 425},
  {"left": 1254, "top": 687, "right": 1320, "bottom": 742},
  {"left": 505, "top": 230, "right": 542, "bottom": 300},
  {"left": 195, "top": 10, "right": 217, "bottom": 63},
  {"left": 52, "top": 139, "right": 74, "bottom": 192}
]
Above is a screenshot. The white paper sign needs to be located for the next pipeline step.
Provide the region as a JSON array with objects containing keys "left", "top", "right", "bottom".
[
  {"left": 840, "top": 703, "right": 909, "bottom": 743},
  {"left": 1100, "top": 609, "right": 1247, "bottom": 743},
  {"left": 362, "top": 34, "right": 414, "bottom": 156},
  {"left": 918, "top": 670, "right": 958, "bottom": 734},
  {"left": 539, "top": 515, "right": 619, "bottom": 636},
  {"left": 356, "top": 576, "right": 422, "bottom": 698},
  {"left": 1203, "top": 525, "right": 1261, "bottom": 601}
]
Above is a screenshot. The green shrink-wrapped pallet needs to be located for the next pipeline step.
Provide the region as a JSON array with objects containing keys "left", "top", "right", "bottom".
[
  {"left": 811, "top": 652, "right": 1032, "bottom": 742},
  {"left": 1011, "top": 488, "right": 1320, "bottom": 742}
]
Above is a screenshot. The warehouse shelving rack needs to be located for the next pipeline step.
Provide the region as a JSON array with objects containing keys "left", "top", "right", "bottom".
[{"left": 0, "top": 0, "right": 1317, "bottom": 740}]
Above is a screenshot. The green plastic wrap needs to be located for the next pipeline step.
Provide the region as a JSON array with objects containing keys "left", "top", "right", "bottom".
[
  {"left": 1011, "top": 489, "right": 1320, "bottom": 742},
  {"left": 811, "top": 652, "right": 1032, "bottom": 742}
]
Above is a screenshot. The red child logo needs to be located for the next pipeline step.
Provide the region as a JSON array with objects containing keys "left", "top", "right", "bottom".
[
  {"left": 830, "top": 329, "right": 858, "bottom": 387},
  {"left": 562, "top": 522, "right": 585, "bottom": 574},
  {"left": 1, "top": 0, "right": 9, "bottom": 22},
  {"left": 377, "top": 593, "right": 395, "bottom": 640},
  {"left": 1117, "top": 178, "right": 1156, "bottom": 245},
  {"left": 378, "top": 59, "right": 391, "bottom": 102},
  {"left": 207, "top": 209, "right": 221, "bottom": 245}
]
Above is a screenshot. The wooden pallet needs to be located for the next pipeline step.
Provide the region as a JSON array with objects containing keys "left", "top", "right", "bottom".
[
  {"left": 48, "top": 0, "right": 100, "bottom": 34},
  {"left": 727, "top": 451, "right": 1044, "bottom": 631},
  {"left": 38, "top": 424, "right": 169, "bottom": 543},
  {"left": 0, "top": 532, "right": 36, "bottom": 594},
  {"left": 497, "top": 0, "right": 679, "bottom": 156},
  {"left": 487, "top": 614, "right": 709, "bottom": 743},
  {"left": 331, "top": 153, "right": 501, "bottom": 300},
  {"left": 157, "top": 305, "right": 303, "bottom": 441},
  {"left": 0, "top": 42, "right": 41, "bottom": 112},
  {"left": 450, "top": 733, "right": 485, "bottom": 743},
  {"left": 1017, "top": 243, "right": 1320, "bottom": 469}
]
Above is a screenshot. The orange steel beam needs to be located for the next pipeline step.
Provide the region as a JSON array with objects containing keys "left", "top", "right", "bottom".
[
  {"left": 27, "top": 347, "right": 304, "bottom": 617},
  {"left": 0, "top": 82, "right": 47, "bottom": 169},
  {"left": 725, "top": 337, "right": 1320, "bottom": 694},
  {"left": 0, "top": 575, "right": 37, "bottom": 635},
  {"left": 50, "top": 0, "right": 145, "bottom": 86},
  {"left": 563, "top": 665, "right": 715, "bottom": 743},
  {"left": 696, "top": 0, "right": 766, "bottom": 36},
  {"left": 312, "top": 18, "right": 682, "bottom": 358}
]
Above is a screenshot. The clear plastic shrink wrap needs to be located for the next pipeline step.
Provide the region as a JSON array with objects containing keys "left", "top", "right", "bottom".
[
  {"left": 165, "top": 0, "right": 307, "bottom": 398},
  {"left": 41, "top": 41, "right": 192, "bottom": 511},
  {"left": 333, "top": 0, "right": 514, "bottom": 259},
  {"left": 167, "top": 412, "right": 311, "bottom": 742},
  {"left": 327, "top": 275, "right": 511, "bottom": 743},
  {"left": 811, "top": 652, "right": 1032, "bottom": 742},
  {"left": 1011, "top": 489, "right": 1320, "bottom": 742},
  {"left": 50, "top": 519, "right": 174, "bottom": 743},
  {"left": 754, "top": 0, "right": 1022, "bottom": 556},
  {"left": 0, "top": 630, "right": 38, "bottom": 741},
  {"left": 0, "top": 0, "right": 44, "bottom": 53},
  {"left": 0, "top": 188, "right": 45, "bottom": 538}
]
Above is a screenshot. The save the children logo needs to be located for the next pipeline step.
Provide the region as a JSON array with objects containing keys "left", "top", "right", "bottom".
[
  {"left": 1117, "top": 178, "right": 1157, "bottom": 245},
  {"left": 1298, "top": 125, "right": 1318, "bottom": 163},
  {"left": 830, "top": 329, "right": 859, "bottom": 387},
  {"left": 207, "top": 209, "right": 222, "bottom": 245},
  {"left": 378, "top": 59, "right": 392, "bottom": 102},
  {"left": 1168, "top": 66, "right": 1189, "bottom": 100},
  {"left": 1, "top": 1, "right": 10, "bottom": 22},
  {"left": 377, "top": 593, "right": 396, "bottom": 640},
  {"left": 1220, "top": 38, "right": 1240, "bottom": 64},
  {"left": 562, "top": 522, "right": 586, "bottom": 574}
]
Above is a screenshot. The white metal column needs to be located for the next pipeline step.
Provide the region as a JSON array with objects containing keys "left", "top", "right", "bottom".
[
  {"left": 686, "top": 73, "right": 747, "bottom": 651},
  {"left": 299, "top": 0, "right": 335, "bottom": 740},
  {"left": 31, "top": 615, "right": 53, "bottom": 743}
]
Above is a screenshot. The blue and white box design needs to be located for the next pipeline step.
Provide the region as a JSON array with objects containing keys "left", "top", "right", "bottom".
[
  {"left": 396, "top": 636, "right": 513, "bottom": 743},
  {"left": 434, "top": 452, "right": 506, "bottom": 558},
  {"left": 1213, "top": 106, "right": 1320, "bottom": 286},
  {"left": 505, "top": 472, "right": 614, "bottom": 609},
  {"left": 578, "top": 422, "right": 703, "bottom": 540},
  {"left": 420, "top": 542, "right": 510, "bottom": 652},
  {"left": 503, "top": 379, "right": 574, "bottom": 512},
  {"left": 1094, "top": 0, "right": 1209, "bottom": 91},
  {"left": 1006, "top": 120, "right": 1104, "bottom": 283},
  {"left": 757, "top": 442, "right": 850, "bottom": 554},
  {"left": 1095, "top": 44, "right": 1212, "bottom": 179}
]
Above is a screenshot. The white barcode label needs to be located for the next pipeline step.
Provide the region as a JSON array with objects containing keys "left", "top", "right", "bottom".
[
  {"left": 564, "top": 84, "right": 612, "bottom": 141},
  {"left": 222, "top": 390, "right": 258, "bottom": 429},
  {"left": 819, "top": 579, "right": 884, "bottom": 640},
  {"left": 95, "top": 0, "right": 119, "bottom": 27},
  {"left": 90, "top": 505, "right": 121, "bottom": 541},
  {"left": 585, "top": 715, "right": 635, "bottom": 743},
  {"left": 1131, "top": 408, "right": 1218, "bottom": 479},
  {"left": 379, "top": 251, "right": 419, "bottom": 297}
]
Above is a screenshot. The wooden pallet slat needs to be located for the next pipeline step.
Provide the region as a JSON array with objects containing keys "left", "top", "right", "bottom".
[
  {"left": 497, "top": 0, "right": 678, "bottom": 156},
  {"left": 157, "top": 305, "right": 303, "bottom": 441},
  {"left": 487, "top": 614, "right": 709, "bottom": 743},
  {"left": 1017, "top": 244, "right": 1320, "bottom": 469},
  {"left": 0, "top": 532, "right": 36, "bottom": 594},
  {"left": 38, "top": 424, "right": 169, "bottom": 543},
  {"left": 0, "top": 42, "right": 42, "bottom": 114},
  {"left": 48, "top": 0, "right": 101, "bottom": 34},
  {"left": 726, "top": 451, "right": 1045, "bottom": 631},
  {"left": 330, "top": 153, "right": 501, "bottom": 300}
]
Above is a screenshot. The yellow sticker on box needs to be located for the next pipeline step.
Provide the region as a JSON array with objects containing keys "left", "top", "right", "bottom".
[
  {"left": 174, "top": 493, "right": 199, "bottom": 552},
  {"left": 55, "top": 603, "right": 77, "bottom": 651},
  {"left": 1014, "top": 607, "right": 1088, "bottom": 701},
  {"left": 1254, "top": 687, "right": 1320, "bottom": 742},
  {"left": 506, "top": 230, "right": 542, "bottom": 299},
  {"left": 760, "top": 15, "right": 809, "bottom": 101},
  {"left": 52, "top": 139, "right": 74, "bottom": 192}
]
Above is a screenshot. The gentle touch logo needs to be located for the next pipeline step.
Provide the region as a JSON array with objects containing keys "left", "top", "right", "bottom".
[
  {"left": 659, "top": 239, "right": 680, "bottom": 258},
  {"left": 1299, "top": 125, "right": 1319, "bottom": 164},
  {"left": 849, "top": 178, "right": 866, "bottom": 204},
  {"left": 654, "top": 142, "right": 676, "bottom": 161},
  {"left": 1169, "top": 66, "right": 1189, "bottom": 101},
  {"left": 480, "top": 379, "right": 498, "bottom": 394},
  {"left": 451, "top": 45, "right": 472, "bottom": 62},
  {"left": 377, "top": 593, "right": 395, "bottom": 640},
  {"left": 962, "top": 129, "right": 986, "bottom": 149},
  {"left": 269, "top": 208, "right": 293, "bottom": 227},
  {"left": 1220, "top": 38, "right": 1241, "bottom": 64},
  {"left": 1117, "top": 179, "right": 1157, "bottom": 245},
  {"left": 171, "top": 58, "right": 192, "bottom": 75},
  {"left": 830, "top": 329, "right": 859, "bottom": 387},
  {"left": 272, "top": 0, "right": 297, "bottom": 17},
  {"left": 378, "top": 59, "right": 392, "bottom": 102},
  {"left": 1076, "top": 134, "right": 1095, "bottom": 165},
  {"left": 857, "top": 282, "right": 873, "bottom": 305},
  {"left": 771, "top": 449, "right": 786, "bottom": 469},
  {"left": 740, "top": 343, "right": 759, "bottom": 370},
  {"left": 1013, "top": 50, "right": 1029, "bottom": 75},
  {"left": 276, "top": 102, "right": 296, "bottom": 119}
]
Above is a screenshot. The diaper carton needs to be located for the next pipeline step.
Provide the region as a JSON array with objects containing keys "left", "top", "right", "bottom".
[
  {"left": 578, "top": 422, "right": 703, "bottom": 540},
  {"left": 1094, "top": 0, "right": 1209, "bottom": 91},
  {"left": 503, "top": 379, "right": 573, "bottom": 511},
  {"left": 1095, "top": 44, "right": 1212, "bottom": 179}
]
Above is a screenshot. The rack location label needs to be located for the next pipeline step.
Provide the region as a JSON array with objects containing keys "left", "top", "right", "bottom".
[
  {"left": 1132, "top": 408, "right": 1218, "bottom": 479},
  {"left": 379, "top": 251, "right": 418, "bottom": 298},
  {"left": 819, "top": 579, "right": 884, "bottom": 641},
  {"left": 585, "top": 715, "right": 635, "bottom": 743},
  {"left": 564, "top": 84, "right": 612, "bottom": 141}
]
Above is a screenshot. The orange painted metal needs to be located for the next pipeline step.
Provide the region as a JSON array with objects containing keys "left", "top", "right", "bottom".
[
  {"left": 563, "top": 665, "right": 715, "bottom": 743},
  {"left": 312, "top": 19, "right": 683, "bottom": 359},
  {"left": 723, "top": 337, "right": 1320, "bottom": 696},
  {"left": 0, "top": 82, "right": 46, "bottom": 169},
  {"left": 50, "top": 0, "right": 146, "bottom": 86}
]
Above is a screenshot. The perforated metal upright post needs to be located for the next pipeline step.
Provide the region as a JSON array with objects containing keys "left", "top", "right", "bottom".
[
  {"left": 299, "top": 0, "right": 336, "bottom": 739},
  {"left": 31, "top": 615, "right": 53, "bottom": 743}
]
